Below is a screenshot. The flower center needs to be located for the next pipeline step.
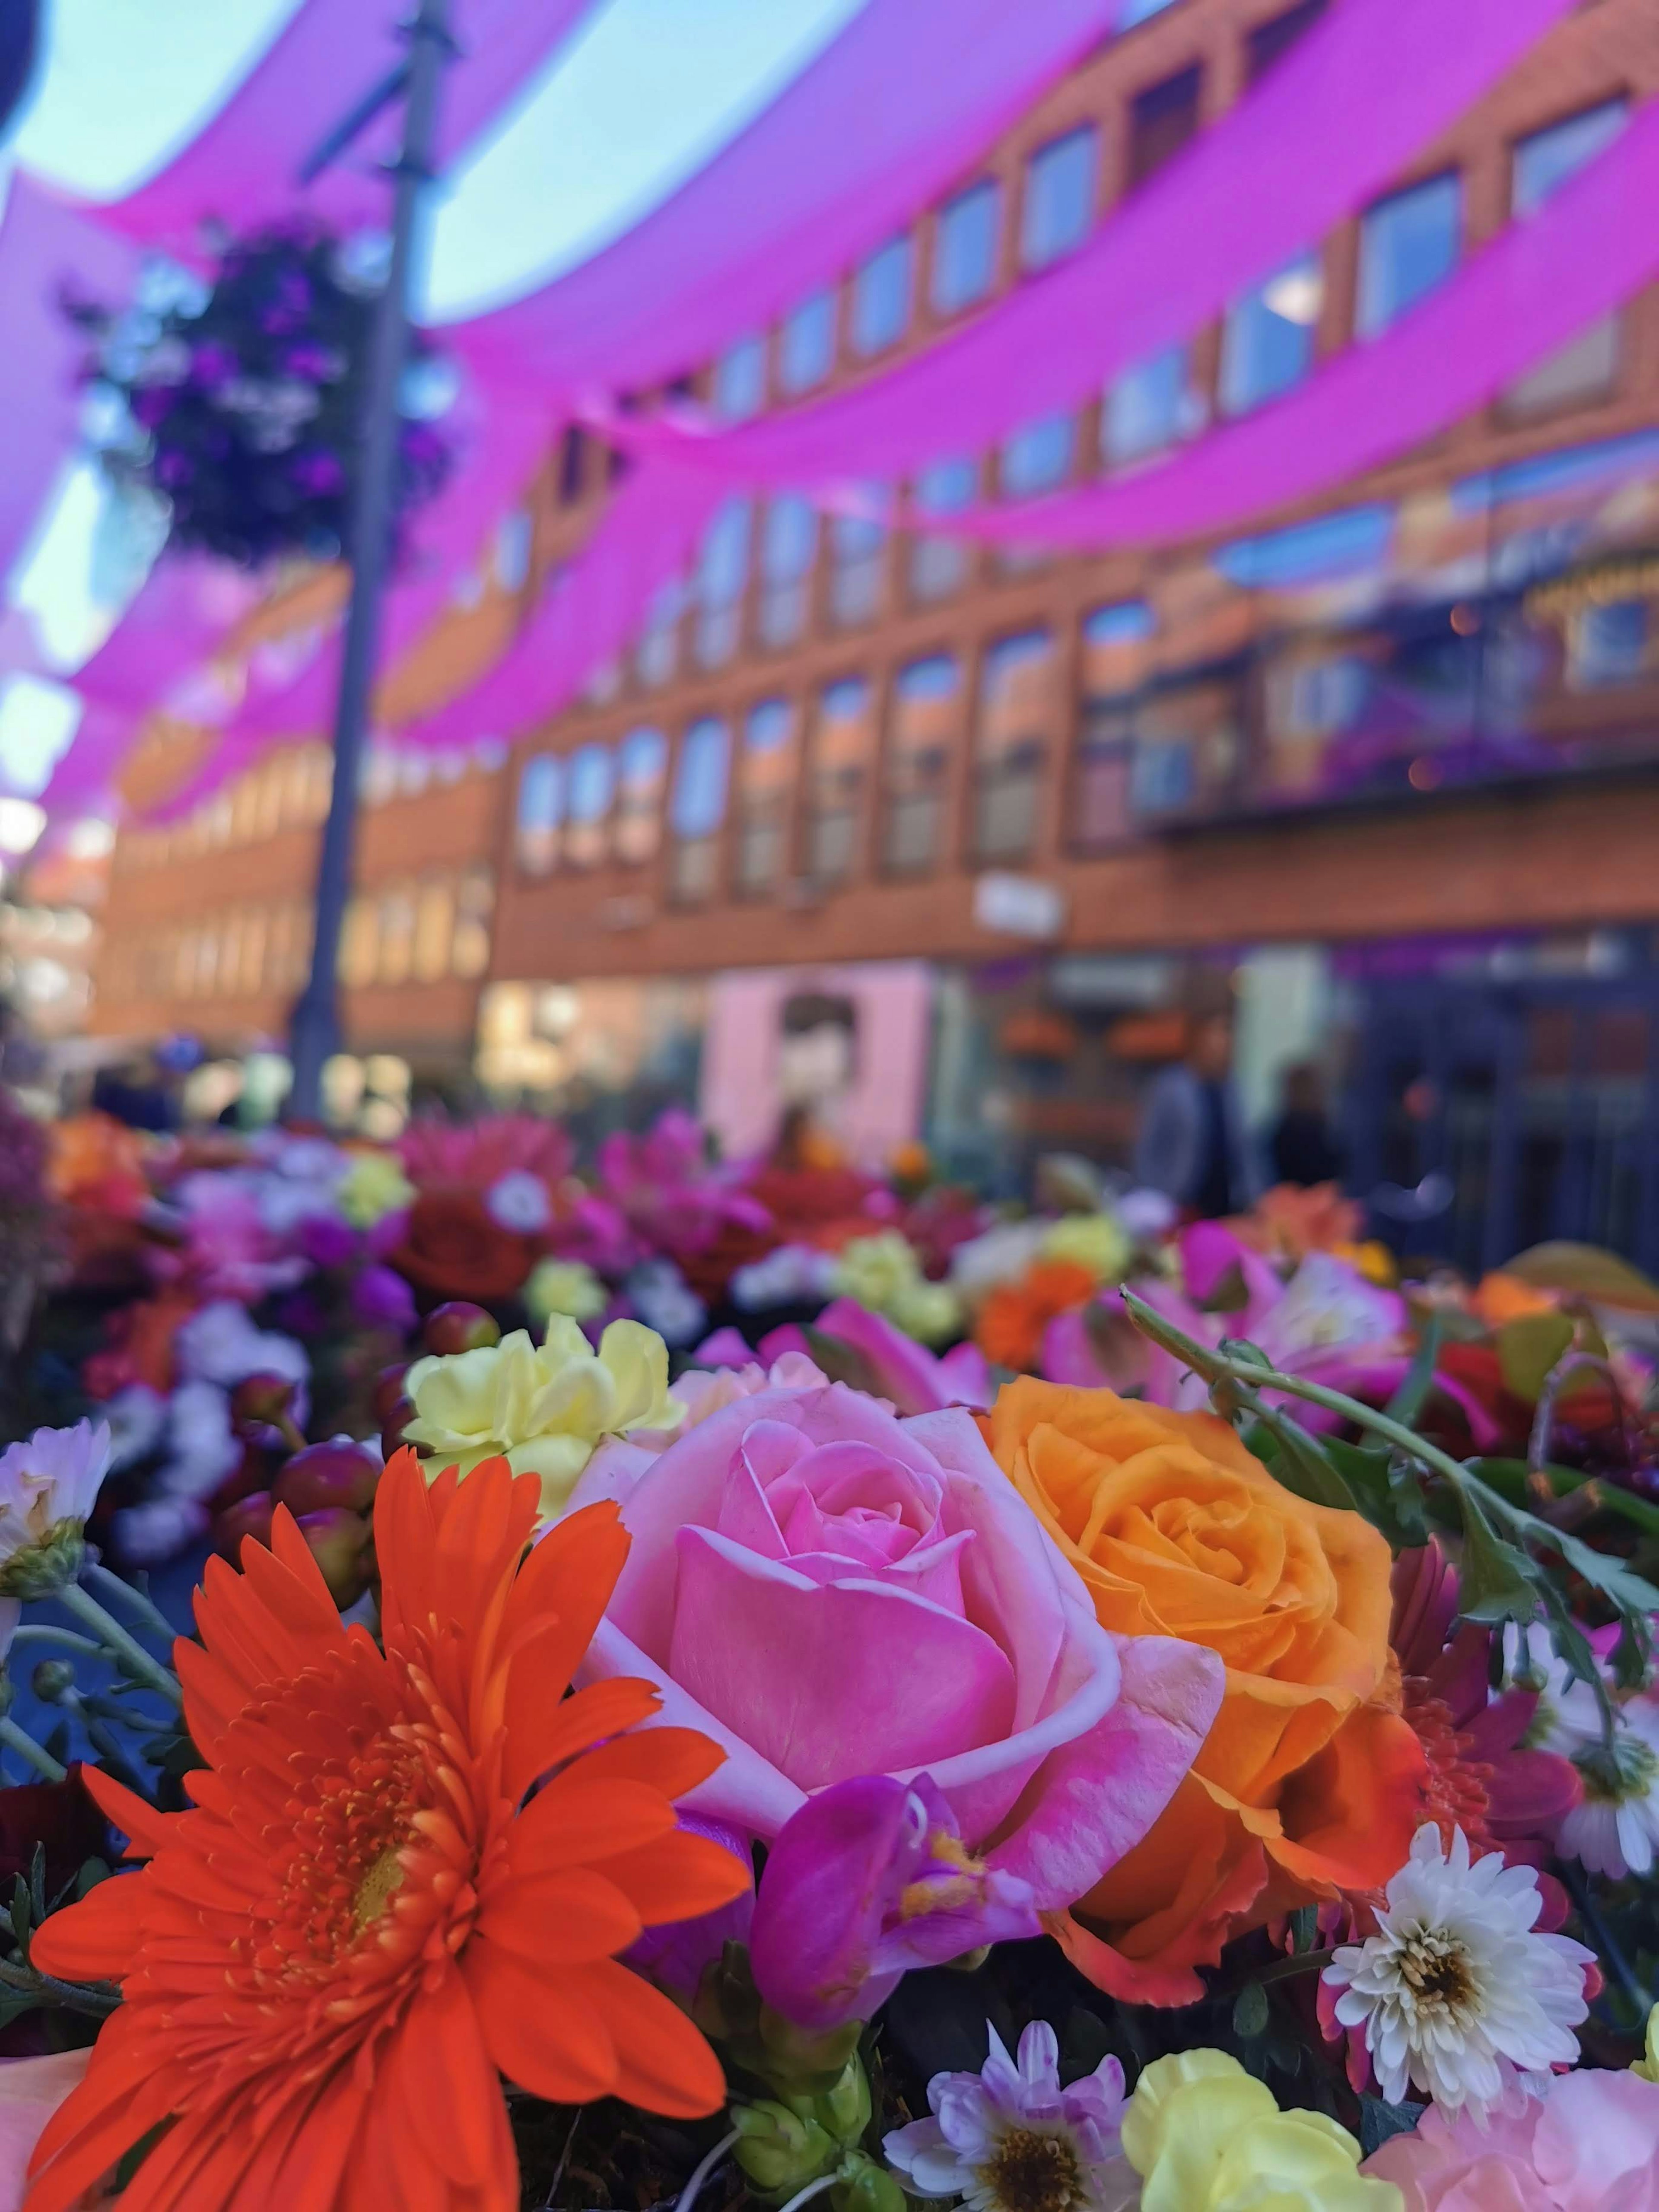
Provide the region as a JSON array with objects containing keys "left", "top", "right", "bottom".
[
  {"left": 1403, "top": 1682, "right": 1494, "bottom": 1853},
  {"left": 269, "top": 1737, "right": 426, "bottom": 1973},
  {"left": 1575, "top": 1732, "right": 1659, "bottom": 1805},
  {"left": 1396, "top": 1930, "right": 1476, "bottom": 2024},
  {"left": 979, "top": 2127, "right": 1085, "bottom": 2212}
]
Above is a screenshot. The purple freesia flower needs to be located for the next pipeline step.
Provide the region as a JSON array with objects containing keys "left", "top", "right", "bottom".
[
  {"left": 750, "top": 1773, "right": 1039, "bottom": 2031},
  {"left": 351, "top": 1263, "right": 417, "bottom": 1336},
  {"left": 884, "top": 2020, "right": 1131, "bottom": 2212},
  {"left": 625, "top": 1813, "right": 753, "bottom": 2002}
]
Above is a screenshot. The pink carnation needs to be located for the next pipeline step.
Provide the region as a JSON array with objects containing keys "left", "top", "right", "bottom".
[{"left": 1364, "top": 2068, "right": 1659, "bottom": 2210}]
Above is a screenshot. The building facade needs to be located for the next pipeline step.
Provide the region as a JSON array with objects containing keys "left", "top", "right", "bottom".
[{"left": 82, "top": 0, "right": 1659, "bottom": 1255}]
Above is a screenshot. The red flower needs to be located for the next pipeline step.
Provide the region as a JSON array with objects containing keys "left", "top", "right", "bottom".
[{"left": 387, "top": 1190, "right": 537, "bottom": 1305}]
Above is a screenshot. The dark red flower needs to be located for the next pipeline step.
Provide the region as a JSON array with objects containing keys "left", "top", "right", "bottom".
[{"left": 386, "top": 1188, "right": 537, "bottom": 1304}]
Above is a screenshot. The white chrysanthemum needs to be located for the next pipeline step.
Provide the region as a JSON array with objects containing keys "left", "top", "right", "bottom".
[
  {"left": 1322, "top": 1824, "right": 1592, "bottom": 2121},
  {"left": 1558, "top": 1696, "right": 1659, "bottom": 1880},
  {"left": 1503, "top": 1622, "right": 1604, "bottom": 1756}
]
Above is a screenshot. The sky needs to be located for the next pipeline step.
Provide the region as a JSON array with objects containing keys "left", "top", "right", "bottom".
[{"left": 0, "top": 0, "right": 865, "bottom": 794}]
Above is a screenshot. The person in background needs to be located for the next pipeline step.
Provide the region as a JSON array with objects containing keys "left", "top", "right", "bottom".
[
  {"left": 1133, "top": 1008, "right": 1257, "bottom": 1218},
  {"left": 1269, "top": 1059, "right": 1344, "bottom": 1189}
]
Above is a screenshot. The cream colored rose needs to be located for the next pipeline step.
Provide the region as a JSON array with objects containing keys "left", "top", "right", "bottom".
[{"left": 1122, "top": 2051, "right": 1401, "bottom": 2212}]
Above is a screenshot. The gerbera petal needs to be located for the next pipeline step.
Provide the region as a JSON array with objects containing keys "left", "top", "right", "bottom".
[
  {"left": 508, "top": 1775, "right": 677, "bottom": 1876},
  {"left": 80, "top": 1767, "right": 175, "bottom": 1861},
  {"left": 464, "top": 1937, "right": 619, "bottom": 2104},
  {"left": 30, "top": 1875, "right": 143, "bottom": 1982},
  {"left": 596, "top": 1831, "right": 753, "bottom": 1928},
  {"left": 567, "top": 1725, "right": 728, "bottom": 1802},
  {"left": 381, "top": 1964, "right": 508, "bottom": 2189},
  {"left": 502, "top": 1678, "right": 662, "bottom": 1805},
  {"left": 564, "top": 1958, "right": 728, "bottom": 2118},
  {"left": 502, "top": 1501, "right": 632, "bottom": 1690},
  {"left": 475, "top": 1867, "right": 644, "bottom": 1962}
]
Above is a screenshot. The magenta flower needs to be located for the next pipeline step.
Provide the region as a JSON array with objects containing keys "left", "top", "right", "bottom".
[
  {"left": 597, "top": 1108, "right": 772, "bottom": 1262},
  {"left": 750, "top": 1773, "right": 1039, "bottom": 2031},
  {"left": 1364, "top": 2064, "right": 1659, "bottom": 2208},
  {"left": 812, "top": 1299, "right": 993, "bottom": 1416}
]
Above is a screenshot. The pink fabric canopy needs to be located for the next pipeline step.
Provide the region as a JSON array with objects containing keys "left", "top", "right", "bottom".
[
  {"left": 92, "top": 0, "right": 596, "bottom": 260},
  {"left": 933, "top": 102, "right": 1659, "bottom": 549},
  {"left": 454, "top": 0, "right": 1130, "bottom": 401}
]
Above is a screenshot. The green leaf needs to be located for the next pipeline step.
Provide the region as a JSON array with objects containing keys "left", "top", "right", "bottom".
[
  {"left": 1323, "top": 1437, "right": 1429, "bottom": 1548},
  {"left": 1232, "top": 1983, "right": 1270, "bottom": 2040},
  {"left": 1247, "top": 1404, "right": 1360, "bottom": 1515},
  {"left": 1288, "top": 1905, "right": 1319, "bottom": 1955},
  {"left": 1386, "top": 1314, "right": 1443, "bottom": 1427},
  {"left": 1456, "top": 1497, "right": 1541, "bottom": 1627},
  {"left": 1496, "top": 1312, "right": 1576, "bottom": 1402},
  {"left": 8, "top": 1876, "right": 30, "bottom": 1956},
  {"left": 75, "top": 1857, "right": 110, "bottom": 1901},
  {"left": 1503, "top": 1242, "right": 1659, "bottom": 1314},
  {"left": 1359, "top": 2098, "right": 1422, "bottom": 2156}
]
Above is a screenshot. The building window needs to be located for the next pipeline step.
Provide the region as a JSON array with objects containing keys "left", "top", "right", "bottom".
[
  {"left": 670, "top": 716, "right": 731, "bottom": 904},
  {"left": 614, "top": 725, "right": 667, "bottom": 863},
  {"left": 759, "top": 495, "right": 819, "bottom": 647},
  {"left": 452, "top": 870, "right": 493, "bottom": 979},
  {"left": 712, "top": 335, "right": 766, "bottom": 421},
  {"left": 808, "top": 677, "right": 873, "bottom": 885},
  {"left": 885, "top": 655, "right": 959, "bottom": 874},
  {"left": 694, "top": 497, "right": 752, "bottom": 668},
  {"left": 1000, "top": 413, "right": 1075, "bottom": 499},
  {"left": 515, "top": 753, "right": 563, "bottom": 876},
  {"left": 1567, "top": 600, "right": 1649, "bottom": 691},
  {"left": 1356, "top": 173, "right": 1460, "bottom": 338},
  {"left": 1506, "top": 101, "right": 1628, "bottom": 415},
  {"left": 1129, "top": 64, "right": 1201, "bottom": 190},
  {"left": 852, "top": 236, "right": 913, "bottom": 356},
  {"left": 1074, "top": 602, "right": 1157, "bottom": 849},
  {"left": 976, "top": 631, "right": 1056, "bottom": 861},
  {"left": 779, "top": 289, "right": 836, "bottom": 393},
  {"left": 565, "top": 742, "right": 614, "bottom": 869},
  {"left": 829, "top": 502, "right": 887, "bottom": 626},
  {"left": 634, "top": 578, "right": 686, "bottom": 688},
  {"left": 1247, "top": 0, "right": 1327, "bottom": 81},
  {"left": 412, "top": 880, "right": 456, "bottom": 983},
  {"left": 1220, "top": 252, "right": 1321, "bottom": 414},
  {"left": 932, "top": 179, "right": 1000, "bottom": 315},
  {"left": 1103, "top": 345, "right": 1203, "bottom": 465},
  {"left": 1020, "top": 125, "right": 1097, "bottom": 270},
  {"left": 909, "top": 456, "right": 977, "bottom": 601},
  {"left": 376, "top": 889, "right": 416, "bottom": 987},
  {"left": 736, "top": 698, "right": 798, "bottom": 894}
]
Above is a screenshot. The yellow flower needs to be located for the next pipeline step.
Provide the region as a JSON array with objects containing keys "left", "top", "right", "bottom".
[
  {"left": 524, "top": 1257, "right": 609, "bottom": 1326},
  {"left": 831, "top": 1232, "right": 961, "bottom": 1346},
  {"left": 1331, "top": 1239, "right": 1399, "bottom": 1288},
  {"left": 1122, "top": 2051, "right": 1402, "bottom": 2212},
  {"left": 1040, "top": 1211, "right": 1132, "bottom": 1285},
  {"left": 1634, "top": 2002, "right": 1659, "bottom": 2082},
  {"left": 336, "top": 1149, "right": 415, "bottom": 1228},
  {"left": 402, "top": 1316, "right": 682, "bottom": 1518}
]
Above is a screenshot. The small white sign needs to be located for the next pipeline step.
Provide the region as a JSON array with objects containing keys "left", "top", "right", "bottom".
[{"left": 973, "top": 871, "right": 1066, "bottom": 941}]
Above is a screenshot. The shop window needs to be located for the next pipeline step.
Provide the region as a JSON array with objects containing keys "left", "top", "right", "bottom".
[
  {"left": 1356, "top": 173, "right": 1460, "bottom": 338},
  {"left": 909, "top": 456, "right": 977, "bottom": 601},
  {"left": 884, "top": 655, "right": 959, "bottom": 874},
  {"left": 1103, "top": 345, "right": 1203, "bottom": 465},
  {"left": 932, "top": 179, "right": 1001, "bottom": 315},
  {"left": 852, "top": 236, "right": 912, "bottom": 356},
  {"left": 737, "top": 698, "right": 798, "bottom": 894},
  {"left": 694, "top": 497, "right": 752, "bottom": 668},
  {"left": 780, "top": 289, "right": 836, "bottom": 393},
  {"left": 451, "top": 870, "right": 493, "bottom": 980},
  {"left": 1567, "top": 600, "right": 1649, "bottom": 690},
  {"left": 515, "top": 753, "right": 564, "bottom": 876},
  {"left": 413, "top": 880, "right": 456, "bottom": 983},
  {"left": 808, "top": 677, "right": 873, "bottom": 884},
  {"left": 1247, "top": 0, "right": 1327, "bottom": 81},
  {"left": 1220, "top": 252, "right": 1321, "bottom": 414},
  {"left": 670, "top": 716, "right": 731, "bottom": 904},
  {"left": 1128, "top": 672, "right": 1245, "bottom": 827},
  {"left": 759, "top": 495, "right": 819, "bottom": 646},
  {"left": 1128, "top": 64, "right": 1200, "bottom": 190},
  {"left": 829, "top": 503, "right": 887, "bottom": 626},
  {"left": 565, "top": 743, "right": 614, "bottom": 869},
  {"left": 1506, "top": 102, "right": 1628, "bottom": 415},
  {"left": 975, "top": 632, "right": 1055, "bottom": 861},
  {"left": 614, "top": 725, "right": 667, "bottom": 863},
  {"left": 712, "top": 335, "right": 766, "bottom": 422},
  {"left": 634, "top": 578, "right": 685, "bottom": 688},
  {"left": 1020, "top": 126, "right": 1097, "bottom": 270}
]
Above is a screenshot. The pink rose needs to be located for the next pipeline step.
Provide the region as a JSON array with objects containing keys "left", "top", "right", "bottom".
[
  {"left": 567, "top": 1382, "right": 1223, "bottom": 1909},
  {"left": 1365, "top": 2069, "right": 1659, "bottom": 2211},
  {"left": 0, "top": 2049, "right": 91, "bottom": 2212}
]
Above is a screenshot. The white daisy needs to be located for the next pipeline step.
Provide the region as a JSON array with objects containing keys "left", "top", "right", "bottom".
[
  {"left": 885, "top": 2021, "right": 1134, "bottom": 2212},
  {"left": 1557, "top": 1695, "right": 1659, "bottom": 1880},
  {"left": 1322, "top": 1824, "right": 1593, "bottom": 2121}
]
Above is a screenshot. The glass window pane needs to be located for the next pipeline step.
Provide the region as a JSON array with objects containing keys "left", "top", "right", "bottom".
[
  {"left": 1128, "top": 64, "right": 1200, "bottom": 190},
  {"left": 1356, "top": 173, "right": 1460, "bottom": 337},
  {"left": 1513, "top": 99, "right": 1627, "bottom": 215},
  {"left": 413, "top": 880, "right": 455, "bottom": 982},
  {"left": 515, "top": 753, "right": 563, "bottom": 875},
  {"left": 377, "top": 890, "right": 416, "bottom": 986},
  {"left": 910, "top": 456, "right": 977, "bottom": 601},
  {"left": 885, "top": 655, "right": 959, "bottom": 873},
  {"left": 615, "top": 726, "right": 667, "bottom": 862},
  {"left": 780, "top": 290, "right": 836, "bottom": 393},
  {"left": 451, "top": 870, "right": 493, "bottom": 980},
  {"left": 852, "top": 236, "right": 913, "bottom": 356},
  {"left": 1103, "top": 345, "right": 1203, "bottom": 465},
  {"left": 1020, "top": 126, "right": 1097, "bottom": 270},
  {"left": 809, "top": 677, "right": 872, "bottom": 882},
  {"left": 932, "top": 179, "right": 1000, "bottom": 314},
  {"left": 1247, "top": 0, "right": 1327, "bottom": 82},
  {"left": 830, "top": 498, "right": 887, "bottom": 626},
  {"left": 634, "top": 577, "right": 686, "bottom": 687},
  {"left": 1220, "top": 252, "right": 1321, "bottom": 414},
  {"left": 712, "top": 336, "right": 766, "bottom": 421},
  {"left": 695, "top": 498, "right": 752, "bottom": 668},
  {"left": 673, "top": 717, "right": 731, "bottom": 838},
  {"left": 1001, "top": 413, "right": 1074, "bottom": 499},
  {"left": 566, "top": 743, "right": 613, "bottom": 868},
  {"left": 759, "top": 495, "right": 819, "bottom": 646},
  {"left": 976, "top": 631, "right": 1055, "bottom": 860},
  {"left": 737, "top": 698, "right": 798, "bottom": 892}
]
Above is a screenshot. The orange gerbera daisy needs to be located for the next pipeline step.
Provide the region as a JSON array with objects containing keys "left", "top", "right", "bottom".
[
  {"left": 27, "top": 1448, "right": 747, "bottom": 2212},
  {"left": 974, "top": 1259, "right": 1096, "bottom": 1373}
]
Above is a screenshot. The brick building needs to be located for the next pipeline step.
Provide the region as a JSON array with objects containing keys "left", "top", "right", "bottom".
[{"left": 82, "top": 0, "right": 1659, "bottom": 1260}]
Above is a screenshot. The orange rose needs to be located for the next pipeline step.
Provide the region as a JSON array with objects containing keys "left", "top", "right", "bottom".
[{"left": 982, "top": 1380, "right": 1427, "bottom": 2003}]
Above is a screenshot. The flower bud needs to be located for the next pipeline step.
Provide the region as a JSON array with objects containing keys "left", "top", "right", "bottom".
[
  {"left": 371, "top": 1363, "right": 411, "bottom": 1424},
  {"left": 731, "top": 2101, "right": 836, "bottom": 2195},
  {"left": 380, "top": 1396, "right": 415, "bottom": 1463},
  {"left": 795, "top": 2056, "right": 870, "bottom": 2147},
  {"left": 229, "top": 1373, "right": 297, "bottom": 1429},
  {"left": 213, "top": 1491, "right": 275, "bottom": 1558},
  {"left": 273, "top": 1441, "right": 380, "bottom": 1518},
  {"left": 832, "top": 2154, "right": 906, "bottom": 2212},
  {"left": 422, "top": 1302, "right": 499, "bottom": 1356},
  {"left": 30, "top": 1660, "right": 76, "bottom": 1704},
  {"left": 295, "top": 1508, "right": 374, "bottom": 1609}
]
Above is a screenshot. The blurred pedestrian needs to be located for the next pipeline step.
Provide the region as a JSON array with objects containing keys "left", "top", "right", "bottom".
[
  {"left": 1134, "top": 1007, "right": 1256, "bottom": 1218},
  {"left": 1268, "top": 1059, "right": 1344, "bottom": 1189}
]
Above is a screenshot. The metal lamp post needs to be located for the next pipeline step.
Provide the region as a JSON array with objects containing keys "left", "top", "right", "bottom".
[{"left": 287, "top": 0, "right": 452, "bottom": 1123}]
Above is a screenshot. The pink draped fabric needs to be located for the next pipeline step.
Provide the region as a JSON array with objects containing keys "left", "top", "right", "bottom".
[
  {"left": 92, "top": 0, "right": 596, "bottom": 261},
  {"left": 930, "top": 101, "right": 1659, "bottom": 548},
  {"left": 0, "top": 179, "right": 135, "bottom": 590},
  {"left": 454, "top": 0, "right": 1130, "bottom": 401}
]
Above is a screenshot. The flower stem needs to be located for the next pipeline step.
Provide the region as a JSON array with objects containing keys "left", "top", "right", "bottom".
[
  {"left": 676, "top": 2129, "right": 739, "bottom": 2212},
  {"left": 83, "top": 1561, "right": 181, "bottom": 1653},
  {"left": 776, "top": 2178, "right": 839, "bottom": 2212},
  {"left": 0, "top": 1715, "right": 66, "bottom": 1783},
  {"left": 10, "top": 1626, "right": 103, "bottom": 1655},
  {"left": 1214, "top": 1946, "right": 1336, "bottom": 1999},
  {"left": 56, "top": 1583, "right": 182, "bottom": 1709}
]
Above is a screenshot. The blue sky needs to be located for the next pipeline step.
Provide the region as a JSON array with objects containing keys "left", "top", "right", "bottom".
[{"left": 0, "top": 0, "right": 863, "bottom": 792}]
